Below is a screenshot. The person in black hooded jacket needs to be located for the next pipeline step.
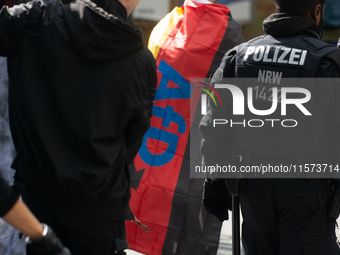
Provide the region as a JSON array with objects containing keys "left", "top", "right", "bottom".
[
  {"left": 0, "top": 0, "right": 157, "bottom": 254},
  {"left": 200, "top": 0, "right": 340, "bottom": 254}
]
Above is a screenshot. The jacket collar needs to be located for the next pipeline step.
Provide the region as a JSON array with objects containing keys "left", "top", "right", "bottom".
[{"left": 263, "top": 13, "right": 323, "bottom": 40}]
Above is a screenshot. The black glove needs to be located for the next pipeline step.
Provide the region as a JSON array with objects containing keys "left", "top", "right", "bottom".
[
  {"left": 202, "top": 178, "right": 232, "bottom": 222},
  {"left": 26, "top": 224, "right": 71, "bottom": 255}
]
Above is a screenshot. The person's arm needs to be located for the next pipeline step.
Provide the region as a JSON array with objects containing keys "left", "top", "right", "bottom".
[
  {"left": 125, "top": 50, "right": 157, "bottom": 163},
  {"left": 199, "top": 52, "right": 237, "bottom": 168},
  {"left": 319, "top": 51, "right": 340, "bottom": 167},
  {"left": 0, "top": 184, "right": 71, "bottom": 254},
  {"left": 318, "top": 51, "right": 340, "bottom": 219},
  {"left": 2, "top": 198, "right": 44, "bottom": 241},
  {"left": 0, "top": 174, "right": 70, "bottom": 254},
  {"left": 329, "top": 74, "right": 340, "bottom": 218},
  {"left": 199, "top": 51, "right": 237, "bottom": 221}
]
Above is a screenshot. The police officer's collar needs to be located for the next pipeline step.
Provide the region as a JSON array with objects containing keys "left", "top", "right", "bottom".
[{"left": 263, "top": 13, "right": 323, "bottom": 40}]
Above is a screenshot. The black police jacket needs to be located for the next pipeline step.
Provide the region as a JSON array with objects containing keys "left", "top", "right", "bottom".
[
  {"left": 0, "top": 0, "right": 157, "bottom": 220},
  {"left": 200, "top": 13, "right": 340, "bottom": 172}
]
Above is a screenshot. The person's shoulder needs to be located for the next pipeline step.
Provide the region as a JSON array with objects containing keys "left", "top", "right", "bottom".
[
  {"left": 322, "top": 47, "right": 340, "bottom": 75},
  {"left": 130, "top": 46, "right": 156, "bottom": 73},
  {"left": 324, "top": 47, "right": 340, "bottom": 61},
  {"left": 136, "top": 46, "right": 156, "bottom": 62},
  {"left": 223, "top": 35, "right": 265, "bottom": 59},
  {"left": 233, "top": 34, "right": 266, "bottom": 52},
  {"left": 226, "top": 45, "right": 238, "bottom": 57}
]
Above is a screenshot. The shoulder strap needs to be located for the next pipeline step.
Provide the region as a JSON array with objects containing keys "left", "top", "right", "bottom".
[{"left": 227, "top": 45, "right": 238, "bottom": 57}]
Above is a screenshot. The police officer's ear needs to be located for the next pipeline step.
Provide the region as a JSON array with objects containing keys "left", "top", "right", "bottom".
[{"left": 310, "top": 4, "right": 323, "bottom": 27}]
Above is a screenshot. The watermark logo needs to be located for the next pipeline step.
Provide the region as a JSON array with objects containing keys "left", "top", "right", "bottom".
[
  {"left": 195, "top": 82, "right": 222, "bottom": 115},
  {"left": 196, "top": 82, "right": 222, "bottom": 106},
  {"left": 190, "top": 78, "right": 337, "bottom": 179},
  {"left": 195, "top": 78, "right": 313, "bottom": 128},
  {"left": 213, "top": 84, "right": 311, "bottom": 116}
]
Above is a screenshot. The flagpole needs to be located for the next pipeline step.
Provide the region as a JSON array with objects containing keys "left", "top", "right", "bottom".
[{"left": 232, "top": 195, "right": 240, "bottom": 255}]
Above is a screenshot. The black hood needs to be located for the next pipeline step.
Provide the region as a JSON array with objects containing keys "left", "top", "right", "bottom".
[
  {"left": 263, "top": 13, "right": 323, "bottom": 39},
  {"left": 62, "top": 0, "right": 144, "bottom": 63}
]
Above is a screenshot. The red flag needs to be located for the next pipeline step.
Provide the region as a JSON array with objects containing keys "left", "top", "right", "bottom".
[{"left": 127, "top": 1, "right": 243, "bottom": 254}]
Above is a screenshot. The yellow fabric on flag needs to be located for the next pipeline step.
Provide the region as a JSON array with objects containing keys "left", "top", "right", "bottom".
[{"left": 148, "top": 7, "right": 184, "bottom": 59}]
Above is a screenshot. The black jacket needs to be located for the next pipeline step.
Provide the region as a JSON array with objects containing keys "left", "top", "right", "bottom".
[
  {"left": 199, "top": 14, "right": 340, "bottom": 172},
  {"left": 0, "top": 0, "right": 157, "bottom": 220}
]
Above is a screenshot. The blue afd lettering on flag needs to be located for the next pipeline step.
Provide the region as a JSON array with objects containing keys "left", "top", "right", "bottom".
[
  {"left": 139, "top": 60, "right": 191, "bottom": 167},
  {"left": 139, "top": 126, "right": 179, "bottom": 167},
  {"left": 153, "top": 106, "right": 186, "bottom": 135},
  {"left": 154, "top": 60, "right": 193, "bottom": 101}
]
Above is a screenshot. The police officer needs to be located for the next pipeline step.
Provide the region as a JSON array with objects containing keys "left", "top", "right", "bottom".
[{"left": 200, "top": 0, "right": 340, "bottom": 254}]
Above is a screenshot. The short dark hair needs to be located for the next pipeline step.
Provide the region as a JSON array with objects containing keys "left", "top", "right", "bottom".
[{"left": 275, "top": 0, "right": 325, "bottom": 16}]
